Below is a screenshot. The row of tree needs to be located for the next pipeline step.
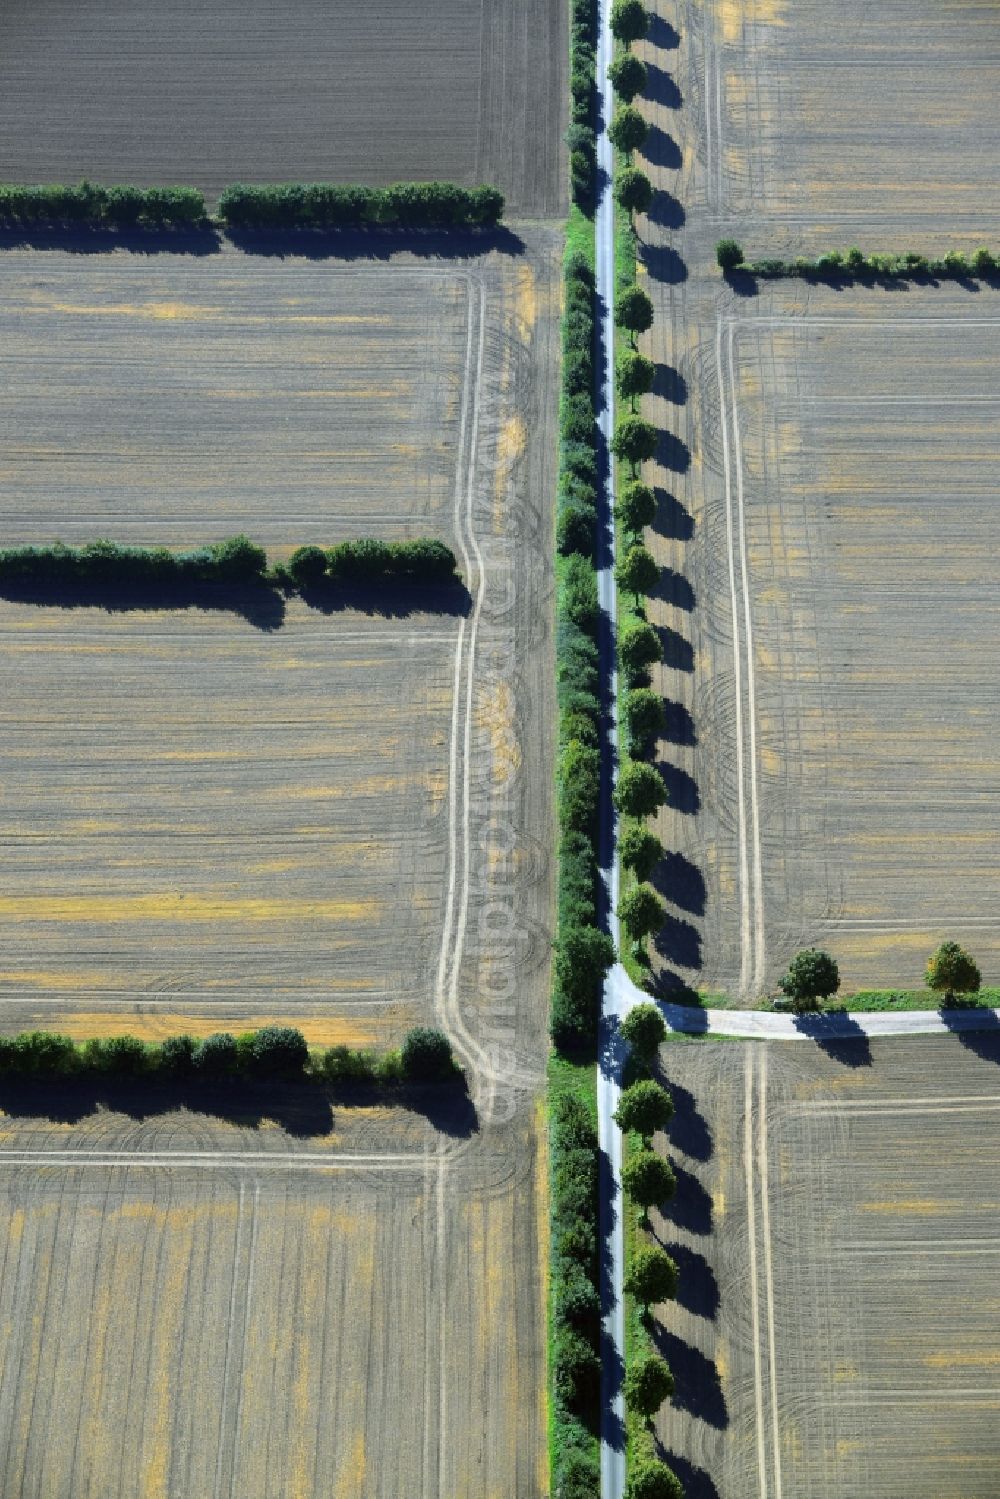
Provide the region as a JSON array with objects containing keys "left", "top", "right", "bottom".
[
  {"left": 717, "top": 239, "right": 999, "bottom": 281},
  {"left": 567, "top": 0, "right": 599, "bottom": 210},
  {"left": 0, "top": 1025, "right": 458, "bottom": 1085},
  {"left": 775, "top": 940, "right": 984, "bottom": 1011},
  {"left": 0, "top": 181, "right": 205, "bottom": 229}
]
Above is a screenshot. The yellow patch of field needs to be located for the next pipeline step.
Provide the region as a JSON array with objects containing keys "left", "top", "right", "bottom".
[
  {"left": 333, "top": 1433, "right": 367, "bottom": 1499},
  {"left": 924, "top": 1349, "right": 1000, "bottom": 1370},
  {"left": 52, "top": 1010, "right": 385, "bottom": 1046},
  {"left": 859, "top": 1199, "right": 947, "bottom": 1215},
  {"left": 0, "top": 894, "right": 378, "bottom": 924},
  {"left": 475, "top": 680, "right": 522, "bottom": 788},
  {"left": 514, "top": 264, "right": 537, "bottom": 344}
]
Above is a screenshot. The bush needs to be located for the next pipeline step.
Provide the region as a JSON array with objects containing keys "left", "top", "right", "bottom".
[
  {"left": 160, "top": 1034, "right": 196, "bottom": 1077},
  {"left": 250, "top": 1026, "right": 308, "bottom": 1078},
  {"left": 624, "top": 1352, "right": 674, "bottom": 1419},
  {"left": 286, "top": 545, "right": 328, "bottom": 586},
  {"left": 612, "top": 416, "right": 658, "bottom": 469},
  {"left": 608, "top": 52, "right": 648, "bottom": 103},
  {"left": 559, "top": 828, "right": 598, "bottom": 928},
  {"left": 615, "top": 761, "right": 667, "bottom": 818},
  {"left": 619, "top": 1001, "right": 666, "bottom": 1059},
  {"left": 192, "top": 1032, "right": 238, "bottom": 1078},
  {"left": 557, "top": 503, "right": 597, "bottom": 557},
  {"left": 325, "top": 537, "right": 457, "bottom": 583},
  {"left": 973, "top": 247, "right": 997, "bottom": 275},
  {"left": 624, "top": 1245, "right": 678, "bottom": 1306},
  {"left": 552, "top": 926, "right": 617, "bottom": 1050},
  {"left": 609, "top": 105, "right": 649, "bottom": 157},
  {"left": 0, "top": 181, "right": 207, "bottom": 230},
  {"left": 559, "top": 740, "right": 602, "bottom": 834},
  {"left": 620, "top": 823, "right": 664, "bottom": 881},
  {"left": 626, "top": 1459, "right": 684, "bottom": 1499},
  {"left": 554, "top": 1326, "right": 601, "bottom": 1410},
  {"left": 560, "top": 553, "right": 600, "bottom": 631},
  {"left": 611, "top": 0, "right": 649, "bottom": 43},
  {"left": 217, "top": 181, "right": 504, "bottom": 230},
  {"left": 2, "top": 1032, "right": 78, "bottom": 1077},
  {"left": 400, "top": 1027, "right": 455, "bottom": 1081},
  {"left": 321, "top": 1044, "right": 377, "bottom": 1084},
  {"left": 715, "top": 238, "right": 744, "bottom": 270},
  {"left": 615, "top": 481, "right": 657, "bottom": 536},
  {"left": 81, "top": 1035, "right": 149, "bottom": 1076},
  {"left": 615, "top": 1078, "right": 673, "bottom": 1139},
  {"left": 777, "top": 947, "right": 840, "bottom": 1010},
  {"left": 557, "top": 1448, "right": 600, "bottom": 1498},
  {"left": 616, "top": 284, "right": 654, "bottom": 338},
  {"left": 926, "top": 941, "right": 981, "bottom": 1001},
  {"left": 0, "top": 535, "right": 269, "bottom": 590},
  {"left": 621, "top": 1149, "right": 676, "bottom": 1211},
  {"left": 615, "top": 167, "right": 653, "bottom": 216}
]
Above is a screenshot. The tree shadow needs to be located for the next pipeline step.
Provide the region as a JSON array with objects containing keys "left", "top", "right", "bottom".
[
  {"left": 0, "top": 225, "right": 222, "bottom": 257},
  {"left": 656, "top": 624, "right": 694, "bottom": 672},
  {"left": 662, "top": 1080, "right": 712, "bottom": 1162},
  {"left": 651, "top": 853, "right": 706, "bottom": 917},
  {"left": 722, "top": 268, "right": 760, "bottom": 298},
  {"left": 222, "top": 224, "right": 526, "bottom": 262},
  {"left": 641, "top": 242, "right": 688, "bottom": 285},
  {"left": 658, "top": 760, "right": 699, "bottom": 812},
  {"left": 661, "top": 699, "right": 696, "bottom": 746},
  {"left": 651, "top": 1326, "right": 728, "bottom": 1426},
  {"left": 656, "top": 489, "right": 694, "bottom": 540},
  {"left": 654, "top": 364, "right": 688, "bottom": 405},
  {"left": 298, "top": 578, "right": 471, "bottom": 619},
  {"left": 658, "top": 431, "right": 691, "bottom": 474},
  {"left": 792, "top": 1011, "right": 872, "bottom": 1068},
  {"left": 0, "top": 579, "right": 287, "bottom": 632},
  {"left": 657, "top": 1452, "right": 721, "bottom": 1499},
  {"left": 598, "top": 1134, "right": 627, "bottom": 1449},
  {"left": 659, "top": 1161, "right": 712, "bottom": 1234},
  {"left": 642, "top": 125, "right": 683, "bottom": 172},
  {"left": 653, "top": 914, "right": 703, "bottom": 971},
  {"left": 657, "top": 567, "right": 695, "bottom": 610},
  {"left": 647, "top": 15, "right": 681, "bottom": 49},
  {"left": 940, "top": 1007, "right": 1000, "bottom": 1063},
  {"left": 644, "top": 61, "right": 683, "bottom": 108},
  {"left": 663, "top": 1243, "right": 719, "bottom": 1319},
  {"left": 646, "top": 192, "right": 686, "bottom": 231}
]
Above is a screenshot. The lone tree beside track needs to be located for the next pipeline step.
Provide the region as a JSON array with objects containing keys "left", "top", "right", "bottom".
[
  {"left": 926, "top": 941, "right": 982, "bottom": 1002},
  {"left": 625, "top": 1460, "right": 684, "bottom": 1499},
  {"left": 616, "top": 543, "right": 658, "bottom": 603},
  {"left": 612, "top": 415, "right": 657, "bottom": 472},
  {"left": 777, "top": 948, "right": 840, "bottom": 1012}
]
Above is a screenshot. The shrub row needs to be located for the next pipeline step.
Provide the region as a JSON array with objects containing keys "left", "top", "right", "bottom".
[
  {"left": 550, "top": 1086, "right": 603, "bottom": 1496},
  {"left": 553, "top": 246, "right": 615, "bottom": 1054},
  {"left": 0, "top": 536, "right": 458, "bottom": 591},
  {"left": 217, "top": 181, "right": 503, "bottom": 230},
  {"left": 0, "top": 181, "right": 206, "bottom": 229},
  {"left": 717, "top": 239, "right": 1000, "bottom": 280},
  {"left": 567, "top": 0, "right": 599, "bottom": 211},
  {"left": 0, "top": 1025, "right": 459, "bottom": 1085}
]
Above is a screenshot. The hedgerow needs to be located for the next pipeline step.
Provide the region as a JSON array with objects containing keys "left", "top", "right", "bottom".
[
  {"left": 217, "top": 181, "right": 503, "bottom": 230},
  {"left": 717, "top": 240, "right": 999, "bottom": 280},
  {"left": 568, "top": 0, "right": 598, "bottom": 210},
  {"left": 0, "top": 181, "right": 206, "bottom": 229}
]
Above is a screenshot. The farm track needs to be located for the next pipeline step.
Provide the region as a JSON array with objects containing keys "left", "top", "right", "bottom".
[
  {"left": 653, "top": 1035, "right": 1000, "bottom": 1498},
  {"left": 0, "top": 0, "right": 567, "bottom": 217}
]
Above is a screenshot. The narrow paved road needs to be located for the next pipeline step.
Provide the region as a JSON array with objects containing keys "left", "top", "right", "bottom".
[{"left": 594, "top": 0, "right": 626, "bottom": 1491}]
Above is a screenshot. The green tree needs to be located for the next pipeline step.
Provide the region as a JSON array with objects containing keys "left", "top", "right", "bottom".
[
  {"left": 715, "top": 238, "right": 744, "bottom": 270},
  {"left": 615, "top": 1077, "right": 673, "bottom": 1139},
  {"left": 624, "top": 1245, "right": 678, "bottom": 1307},
  {"left": 192, "top": 1032, "right": 238, "bottom": 1077},
  {"left": 926, "top": 941, "right": 981, "bottom": 1002},
  {"left": 616, "top": 284, "right": 654, "bottom": 339},
  {"left": 608, "top": 51, "right": 648, "bottom": 103},
  {"left": 625, "top": 1460, "right": 684, "bottom": 1499},
  {"left": 611, "top": 0, "right": 649, "bottom": 43},
  {"left": 618, "top": 620, "right": 660, "bottom": 677},
  {"left": 159, "top": 1034, "right": 195, "bottom": 1077},
  {"left": 624, "top": 1352, "right": 674, "bottom": 1421},
  {"left": 287, "top": 545, "right": 328, "bottom": 587},
  {"left": 612, "top": 415, "right": 657, "bottom": 471},
  {"left": 615, "top": 167, "right": 653, "bottom": 217},
  {"left": 622, "top": 687, "right": 666, "bottom": 750},
  {"left": 554, "top": 1325, "right": 601, "bottom": 1409},
  {"left": 621, "top": 1149, "right": 675, "bottom": 1214},
  {"left": 620, "top": 822, "right": 664, "bottom": 881},
  {"left": 973, "top": 247, "right": 997, "bottom": 275},
  {"left": 616, "top": 349, "right": 655, "bottom": 407},
  {"left": 250, "top": 1025, "right": 308, "bottom": 1077},
  {"left": 619, "top": 1001, "right": 666, "bottom": 1059},
  {"left": 400, "top": 1027, "right": 455, "bottom": 1080},
  {"left": 616, "top": 544, "right": 658, "bottom": 602},
  {"left": 615, "top": 761, "right": 668, "bottom": 818},
  {"left": 618, "top": 883, "right": 666, "bottom": 942},
  {"left": 557, "top": 1450, "right": 600, "bottom": 1499},
  {"left": 615, "top": 480, "right": 657, "bottom": 535},
  {"left": 777, "top": 948, "right": 840, "bottom": 1011},
  {"left": 609, "top": 105, "right": 648, "bottom": 158}
]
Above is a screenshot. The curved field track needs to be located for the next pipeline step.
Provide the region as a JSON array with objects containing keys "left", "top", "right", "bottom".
[
  {"left": 0, "top": 0, "right": 566, "bottom": 217},
  {"left": 650, "top": 1034, "right": 1000, "bottom": 1499}
]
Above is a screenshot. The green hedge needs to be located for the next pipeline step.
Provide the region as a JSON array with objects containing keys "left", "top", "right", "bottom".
[
  {"left": 568, "top": 0, "right": 598, "bottom": 211},
  {"left": 217, "top": 181, "right": 503, "bottom": 230},
  {"left": 0, "top": 182, "right": 206, "bottom": 229},
  {"left": 719, "top": 242, "right": 999, "bottom": 280},
  {"left": 0, "top": 1026, "right": 460, "bottom": 1086}
]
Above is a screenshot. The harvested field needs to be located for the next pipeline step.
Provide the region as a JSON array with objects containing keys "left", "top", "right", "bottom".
[
  {"left": 0, "top": 1094, "right": 546, "bottom": 1498},
  {"left": 0, "top": 0, "right": 566, "bottom": 217},
  {"left": 0, "top": 240, "right": 560, "bottom": 1091},
  {"left": 690, "top": 0, "right": 1000, "bottom": 243},
  {"left": 651, "top": 1035, "right": 1000, "bottom": 1499}
]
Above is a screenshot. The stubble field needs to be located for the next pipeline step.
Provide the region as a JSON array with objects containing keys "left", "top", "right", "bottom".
[
  {"left": 651, "top": 1034, "right": 1000, "bottom": 1499},
  {"left": 0, "top": 0, "right": 566, "bottom": 216},
  {"left": 632, "top": 0, "right": 1000, "bottom": 1000}
]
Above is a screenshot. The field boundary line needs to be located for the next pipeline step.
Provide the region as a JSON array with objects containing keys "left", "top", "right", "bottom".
[
  {"left": 744, "top": 1048, "right": 768, "bottom": 1499},
  {"left": 796, "top": 1093, "right": 1000, "bottom": 1111},
  {"left": 437, "top": 1144, "right": 448, "bottom": 1499},
  {"left": 0, "top": 1150, "right": 426, "bottom": 1171},
  {"left": 213, "top": 1179, "right": 246, "bottom": 1499},
  {"left": 730, "top": 316, "right": 1000, "bottom": 330},
  {"left": 756, "top": 1048, "right": 782, "bottom": 1499},
  {"left": 714, "top": 316, "right": 753, "bottom": 996},
  {"left": 227, "top": 1179, "right": 260, "bottom": 1499}
]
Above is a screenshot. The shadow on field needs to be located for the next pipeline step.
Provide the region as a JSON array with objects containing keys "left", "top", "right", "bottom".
[
  {"left": 0, "top": 580, "right": 288, "bottom": 632},
  {"left": 654, "top": 364, "right": 688, "bottom": 405},
  {"left": 647, "top": 15, "right": 681, "bottom": 49},
  {"left": 658, "top": 1161, "right": 712, "bottom": 1235},
  {"left": 642, "top": 125, "right": 683, "bottom": 172},
  {"left": 655, "top": 488, "right": 694, "bottom": 540},
  {"left": 657, "top": 1451, "right": 721, "bottom": 1499},
  {"left": 657, "top": 565, "right": 695, "bottom": 610},
  {"left": 793, "top": 1011, "right": 872, "bottom": 1067},
  {"left": 660, "top": 699, "right": 697, "bottom": 746},
  {"left": 646, "top": 192, "right": 686, "bottom": 232},
  {"left": 0, "top": 1075, "right": 477, "bottom": 1139},
  {"left": 641, "top": 241, "right": 688, "bottom": 286},
  {"left": 657, "top": 760, "right": 699, "bottom": 812},
  {"left": 662, "top": 1078, "right": 713, "bottom": 1161},
  {"left": 653, "top": 915, "right": 702, "bottom": 972},
  {"left": 658, "top": 429, "right": 691, "bottom": 474},
  {"left": 663, "top": 1241, "right": 720, "bottom": 1320},
  {"left": 0, "top": 226, "right": 223, "bottom": 257},
  {"left": 222, "top": 225, "right": 526, "bottom": 262},
  {"left": 656, "top": 624, "right": 694, "bottom": 673},
  {"left": 298, "top": 578, "right": 471, "bottom": 619},
  {"left": 651, "top": 1326, "right": 728, "bottom": 1427},
  {"left": 652, "top": 853, "right": 706, "bottom": 917},
  {"left": 645, "top": 61, "right": 683, "bottom": 108},
  {"left": 941, "top": 1006, "right": 1000, "bottom": 1063}
]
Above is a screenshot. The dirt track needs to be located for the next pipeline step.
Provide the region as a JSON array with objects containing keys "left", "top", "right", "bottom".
[
  {"left": 652, "top": 1035, "right": 1000, "bottom": 1499},
  {"left": 0, "top": 0, "right": 566, "bottom": 216}
]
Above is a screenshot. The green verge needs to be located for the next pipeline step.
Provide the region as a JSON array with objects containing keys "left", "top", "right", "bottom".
[{"left": 622, "top": 1130, "right": 658, "bottom": 1471}]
